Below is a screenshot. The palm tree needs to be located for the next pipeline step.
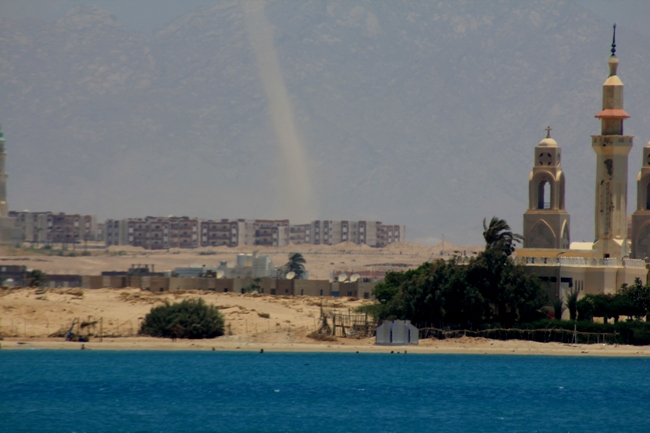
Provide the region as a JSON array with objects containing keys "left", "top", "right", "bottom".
[
  {"left": 564, "top": 288, "right": 579, "bottom": 321},
  {"left": 551, "top": 298, "right": 565, "bottom": 321},
  {"left": 482, "top": 217, "right": 523, "bottom": 256},
  {"left": 285, "top": 252, "right": 307, "bottom": 279}
]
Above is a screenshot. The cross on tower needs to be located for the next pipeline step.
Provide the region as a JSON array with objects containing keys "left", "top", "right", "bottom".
[{"left": 545, "top": 126, "right": 552, "bottom": 138}]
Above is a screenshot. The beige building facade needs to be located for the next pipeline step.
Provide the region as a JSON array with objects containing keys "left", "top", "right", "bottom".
[
  {"left": 518, "top": 30, "right": 649, "bottom": 299},
  {"left": 630, "top": 142, "right": 650, "bottom": 260},
  {"left": 523, "top": 131, "right": 570, "bottom": 249}
]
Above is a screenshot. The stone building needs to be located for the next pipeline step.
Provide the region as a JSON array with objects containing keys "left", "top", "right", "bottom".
[
  {"left": 631, "top": 143, "right": 650, "bottom": 260},
  {"left": 517, "top": 28, "right": 648, "bottom": 310},
  {"left": 523, "top": 129, "right": 570, "bottom": 249},
  {"left": 10, "top": 211, "right": 99, "bottom": 246}
]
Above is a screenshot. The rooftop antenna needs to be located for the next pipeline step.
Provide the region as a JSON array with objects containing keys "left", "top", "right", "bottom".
[
  {"left": 611, "top": 23, "right": 616, "bottom": 57},
  {"left": 350, "top": 273, "right": 360, "bottom": 283},
  {"left": 338, "top": 273, "right": 348, "bottom": 283},
  {"left": 216, "top": 270, "right": 225, "bottom": 279},
  {"left": 286, "top": 271, "right": 296, "bottom": 280}
]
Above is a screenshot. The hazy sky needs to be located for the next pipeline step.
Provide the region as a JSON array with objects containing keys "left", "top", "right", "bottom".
[
  {"left": 2, "top": 0, "right": 650, "bottom": 37},
  {"left": 3, "top": 0, "right": 650, "bottom": 245}
]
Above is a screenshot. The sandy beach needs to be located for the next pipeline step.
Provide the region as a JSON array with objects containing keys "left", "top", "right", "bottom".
[{"left": 2, "top": 286, "right": 650, "bottom": 357}]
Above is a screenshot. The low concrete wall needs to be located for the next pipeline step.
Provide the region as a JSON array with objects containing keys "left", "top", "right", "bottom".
[
  {"left": 295, "top": 280, "right": 331, "bottom": 297},
  {"left": 78, "top": 274, "right": 378, "bottom": 300}
]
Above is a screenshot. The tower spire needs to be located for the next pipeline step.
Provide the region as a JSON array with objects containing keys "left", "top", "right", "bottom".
[{"left": 591, "top": 26, "right": 633, "bottom": 259}]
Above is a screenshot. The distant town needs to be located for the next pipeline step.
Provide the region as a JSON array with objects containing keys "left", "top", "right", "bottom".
[{"left": 8, "top": 211, "right": 405, "bottom": 250}]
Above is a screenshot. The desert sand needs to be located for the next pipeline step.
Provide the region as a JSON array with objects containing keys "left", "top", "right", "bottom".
[
  {"left": 2, "top": 286, "right": 650, "bottom": 357},
  {"left": 0, "top": 241, "right": 481, "bottom": 280}
]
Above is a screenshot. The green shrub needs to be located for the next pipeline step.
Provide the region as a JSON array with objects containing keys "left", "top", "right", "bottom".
[{"left": 139, "top": 298, "right": 225, "bottom": 339}]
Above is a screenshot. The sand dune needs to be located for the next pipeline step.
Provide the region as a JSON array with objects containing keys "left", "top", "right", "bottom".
[{"left": 1, "top": 287, "right": 650, "bottom": 357}]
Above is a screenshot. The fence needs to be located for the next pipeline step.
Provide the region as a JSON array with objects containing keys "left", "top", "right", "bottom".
[
  {"left": 0, "top": 317, "right": 139, "bottom": 340},
  {"left": 418, "top": 327, "right": 617, "bottom": 345}
]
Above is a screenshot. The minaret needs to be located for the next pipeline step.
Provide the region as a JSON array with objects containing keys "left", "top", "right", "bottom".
[
  {"left": 523, "top": 127, "right": 570, "bottom": 249},
  {"left": 0, "top": 124, "right": 7, "bottom": 217},
  {"left": 592, "top": 25, "right": 633, "bottom": 259},
  {"left": 630, "top": 141, "right": 650, "bottom": 259}
]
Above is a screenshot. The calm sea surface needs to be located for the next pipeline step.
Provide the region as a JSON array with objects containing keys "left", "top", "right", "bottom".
[{"left": 1, "top": 350, "right": 649, "bottom": 432}]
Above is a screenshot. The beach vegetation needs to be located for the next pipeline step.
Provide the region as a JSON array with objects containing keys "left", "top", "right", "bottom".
[
  {"left": 574, "top": 282, "right": 650, "bottom": 324},
  {"left": 27, "top": 269, "right": 46, "bottom": 287},
  {"left": 139, "top": 298, "right": 225, "bottom": 339},
  {"left": 366, "top": 217, "right": 547, "bottom": 329},
  {"left": 551, "top": 298, "right": 565, "bottom": 320},
  {"left": 243, "top": 278, "right": 262, "bottom": 293}
]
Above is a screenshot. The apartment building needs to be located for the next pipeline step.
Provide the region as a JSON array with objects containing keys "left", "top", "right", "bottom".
[
  {"left": 288, "top": 220, "right": 403, "bottom": 247},
  {"left": 376, "top": 223, "right": 405, "bottom": 247},
  {"left": 248, "top": 219, "right": 289, "bottom": 247},
  {"left": 104, "top": 217, "right": 404, "bottom": 249},
  {"left": 9, "top": 211, "right": 100, "bottom": 246},
  {"left": 289, "top": 223, "right": 311, "bottom": 244},
  {"left": 200, "top": 219, "right": 245, "bottom": 247},
  {"left": 105, "top": 219, "right": 129, "bottom": 246},
  {"left": 105, "top": 216, "right": 199, "bottom": 249}
]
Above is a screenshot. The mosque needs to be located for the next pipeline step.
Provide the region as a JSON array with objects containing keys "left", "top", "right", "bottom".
[{"left": 516, "top": 26, "right": 649, "bottom": 307}]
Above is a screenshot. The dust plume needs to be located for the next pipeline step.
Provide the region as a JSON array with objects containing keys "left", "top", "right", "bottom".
[{"left": 243, "top": 0, "right": 318, "bottom": 221}]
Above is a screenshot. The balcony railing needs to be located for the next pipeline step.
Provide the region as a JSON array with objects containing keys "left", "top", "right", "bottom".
[{"left": 515, "top": 256, "right": 647, "bottom": 268}]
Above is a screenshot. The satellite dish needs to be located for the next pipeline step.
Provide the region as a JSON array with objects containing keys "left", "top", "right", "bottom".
[
  {"left": 350, "top": 274, "right": 360, "bottom": 282},
  {"left": 216, "top": 270, "right": 225, "bottom": 279},
  {"left": 286, "top": 271, "right": 296, "bottom": 280},
  {"left": 338, "top": 273, "right": 348, "bottom": 283}
]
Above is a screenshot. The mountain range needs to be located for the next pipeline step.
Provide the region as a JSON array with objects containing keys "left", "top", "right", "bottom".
[{"left": 1, "top": 0, "right": 650, "bottom": 245}]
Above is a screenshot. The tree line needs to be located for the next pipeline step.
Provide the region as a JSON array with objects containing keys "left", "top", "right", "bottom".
[
  {"left": 366, "top": 217, "right": 650, "bottom": 336},
  {"left": 365, "top": 218, "right": 547, "bottom": 329}
]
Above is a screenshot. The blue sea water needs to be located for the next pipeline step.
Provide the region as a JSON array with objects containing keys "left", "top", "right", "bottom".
[{"left": 1, "top": 350, "right": 649, "bottom": 433}]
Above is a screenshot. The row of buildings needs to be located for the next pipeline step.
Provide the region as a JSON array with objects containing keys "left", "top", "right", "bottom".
[
  {"left": 9, "top": 211, "right": 101, "bottom": 246},
  {"left": 6, "top": 211, "right": 404, "bottom": 249},
  {"left": 105, "top": 217, "right": 405, "bottom": 249}
]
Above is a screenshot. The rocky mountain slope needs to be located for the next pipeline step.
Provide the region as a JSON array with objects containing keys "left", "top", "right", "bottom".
[{"left": 1, "top": 0, "right": 650, "bottom": 244}]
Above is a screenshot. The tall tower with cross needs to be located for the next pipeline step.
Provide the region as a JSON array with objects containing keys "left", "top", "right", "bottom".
[
  {"left": 591, "top": 25, "right": 633, "bottom": 259},
  {"left": 523, "top": 126, "right": 570, "bottom": 249}
]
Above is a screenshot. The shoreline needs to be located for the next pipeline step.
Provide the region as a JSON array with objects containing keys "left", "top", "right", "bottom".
[{"left": 3, "top": 336, "right": 650, "bottom": 357}]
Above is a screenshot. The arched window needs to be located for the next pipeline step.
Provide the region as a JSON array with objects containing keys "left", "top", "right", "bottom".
[
  {"left": 646, "top": 182, "right": 650, "bottom": 210},
  {"left": 538, "top": 180, "right": 551, "bottom": 209},
  {"left": 528, "top": 222, "right": 554, "bottom": 248}
]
